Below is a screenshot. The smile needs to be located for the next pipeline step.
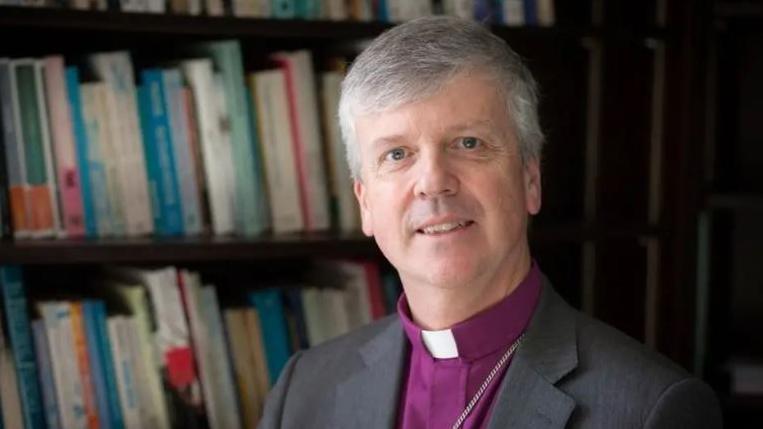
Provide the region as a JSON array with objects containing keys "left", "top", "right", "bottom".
[{"left": 417, "top": 220, "right": 474, "bottom": 235}]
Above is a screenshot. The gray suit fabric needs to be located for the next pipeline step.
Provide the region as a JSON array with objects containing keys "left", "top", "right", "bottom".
[{"left": 258, "top": 278, "right": 723, "bottom": 428}]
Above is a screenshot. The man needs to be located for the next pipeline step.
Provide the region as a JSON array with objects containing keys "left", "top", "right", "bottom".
[{"left": 259, "top": 16, "right": 722, "bottom": 429}]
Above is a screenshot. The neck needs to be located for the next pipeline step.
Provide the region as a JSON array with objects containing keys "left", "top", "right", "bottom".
[{"left": 402, "top": 247, "right": 532, "bottom": 331}]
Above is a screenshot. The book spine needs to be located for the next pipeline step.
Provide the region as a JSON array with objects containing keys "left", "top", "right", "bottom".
[
  {"left": 181, "top": 87, "right": 211, "bottom": 233},
  {"left": 162, "top": 69, "right": 202, "bottom": 236},
  {"left": 244, "top": 87, "right": 271, "bottom": 232},
  {"left": 31, "top": 320, "right": 60, "bottom": 429},
  {"left": 0, "top": 266, "right": 46, "bottom": 429},
  {"left": 223, "top": 310, "right": 259, "bottom": 429},
  {"left": 0, "top": 67, "right": 11, "bottom": 239},
  {"left": 249, "top": 289, "right": 291, "bottom": 385},
  {"left": 43, "top": 56, "right": 86, "bottom": 238},
  {"left": 80, "top": 83, "right": 114, "bottom": 237},
  {"left": 181, "top": 60, "right": 234, "bottom": 235},
  {"left": 136, "top": 85, "right": 163, "bottom": 234},
  {"left": 93, "top": 303, "right": 124, "bottom": 429},
  {"left": 82, "top": 302, "right": 112, "bottom": 429},
  {"left": 64, "top": 68, "right": 97, "bottom": 237},
  {"left": 13, "top": 60, "right": 55, "bottom": 238},
  {"left": 271, "top": 0, "right": 295, "bottom": 18},
  {"left": 251, "top": 71, "right": 303, "bottom": 233},
  {"left": 33, "top": 61, "right": 64, "bottom": 238},
  {"left": 107, "top": 317, "right": 140, "bottom": 429},
  {"left": 0, "top": 60, "right": 28, "bottom": 238},
  {"left": 522, "top": 0, "right": 536, "bottom": 25},
  {"left": 89, "top": 52, "right": 153, "bottom": 236},
  {"left": 363, "top": 262, "right": 386, "bottom": 320},
  {"left": 503, "top": 0, "right": 525, "bottom": 26},
  {"left": 70, "top": 303, "right": 99, "bottom": 429},
  {"left": 141, "top": 69, "right": 184, "bottom": 236}
]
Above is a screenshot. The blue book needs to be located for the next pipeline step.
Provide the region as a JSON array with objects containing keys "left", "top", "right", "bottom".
[
  {"left": 376, "top": 0, "right": 389, "bottom": 22},
  {"left": 283, "top": 288, "right": 309, "bottom": 350},
  {"left": 271, "top": 0, "right": 296, "bottom": 18},
  {"left": 93, "top": 302, "right": 124, "bottom": 429},
  {"left": 65, "top": 67, "right": 96, "bottom": 238},
  {"left": 249, "top": 289, "right": 291, "bottom": 384},
  {"left": 31, "top": 320, "right": 60, "bottom": 429},
  {"left": 82, "top": 301, "right": 112, "bottom": 429},
  {"left": 137, "top": 72, "right": 184, "bottom": 236},
  {"left": 0, "top": 266, "right": 46, "bottom": 429},
  {"left": 294, "top": 0, "right": 320, "bottom": 19},
  {"left": 523, "top": 0, "right": 537, "bottom": 25}
]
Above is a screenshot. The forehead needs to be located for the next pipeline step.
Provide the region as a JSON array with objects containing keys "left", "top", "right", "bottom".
[{"left": 354, "top": 72, "right": 511, "bottom": 144}]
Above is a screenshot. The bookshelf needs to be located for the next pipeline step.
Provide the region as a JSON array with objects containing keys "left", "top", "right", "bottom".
[
  {"left": 699, "top": 1, "right": 763, "bottom": 426},
  {"left": 0, "top": 0, "right": 738, "bottom": 428}
]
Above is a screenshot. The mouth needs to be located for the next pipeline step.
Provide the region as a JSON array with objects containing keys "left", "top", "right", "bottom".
[{"left": 416, "top": 220, "right": 475, "bottom": 235}]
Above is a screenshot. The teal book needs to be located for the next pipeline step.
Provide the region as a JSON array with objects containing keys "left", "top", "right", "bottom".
[
  {"left": 31, "top": 320, "right": 60, "bottom": 429},
  {"left": 271, "top": 0, "right": 296, "bottom": 18},
  {"left": 82, "top": 301, "right": 113, "bottom": 429},
  {"left": 139, "top": 70, "right": 184, "bottom": 236},
  {"left": 0, "top": 266, "right": 46, "bottom": 429},
  {"left": 249, "top": 289, "right": 291, "bottom": 384},
  {"left": 191, "top": 40, "right": 268, "bottom": 236},
  {"left": 295, "top": 0, "right": 320, "bottom": 18}
]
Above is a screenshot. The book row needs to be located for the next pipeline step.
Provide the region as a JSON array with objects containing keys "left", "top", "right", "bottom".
[
  {"left": 0, "top": 260, "right": 400, "bottom": 429},
  {"left": 0, "top": 41, "right": 361, "bottom": 240},
  {"left": 0, "top": 0, "right": 556, "bottom": 27}
]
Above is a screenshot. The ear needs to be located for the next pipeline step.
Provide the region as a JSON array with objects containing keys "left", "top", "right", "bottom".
[
  {"left": 523, "top": 158, "right": 542, "bottom": 215},
  {"left": 353, "top": 179, "right": 374, "bottom": 237}
]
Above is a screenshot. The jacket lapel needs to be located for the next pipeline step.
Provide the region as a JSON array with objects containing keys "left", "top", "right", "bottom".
[
  {"left": 487, "top": 280, "right": 579, "bottom": 429},
  {"left": 333, "top": 319, "right": 408, "bottom": 428}
]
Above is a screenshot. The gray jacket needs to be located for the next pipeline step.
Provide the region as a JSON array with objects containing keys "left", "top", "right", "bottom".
[{"left": 259, "top": 279, "right": 723, "bottom": 428}]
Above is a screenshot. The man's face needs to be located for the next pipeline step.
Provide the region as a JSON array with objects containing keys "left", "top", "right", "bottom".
[{"left": 353, "top": 71, "right": 541, "bottom": 290}]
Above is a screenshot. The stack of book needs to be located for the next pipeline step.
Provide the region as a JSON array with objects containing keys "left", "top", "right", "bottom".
[
  {"left": 0, "top": 0, "right": 556, "bottom": 26},
  {"left": 0, "top": 40, "right": 360, "bottom": 240},
  {"left": 0, "top": 261, "right": 401, "bottom": 429}
]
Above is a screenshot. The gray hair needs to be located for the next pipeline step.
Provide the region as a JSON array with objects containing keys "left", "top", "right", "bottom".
[{"left": 339, "top": 15, "right": 544, "bottom": 180}]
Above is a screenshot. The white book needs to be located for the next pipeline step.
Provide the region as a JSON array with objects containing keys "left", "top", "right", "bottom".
[
  {"left": 253, "top": 0, "right": 271, "bottom": 17},
  {"left": 300, "top": 287, "right": 325, "bottom": 346},
  {"left": 163, "top": 69, "right": 203, "bottom": 235},
  {"left": 443, "top": 0, "right": 473, "bottom": 19},
  {"left": 107, "top": 317, "right": 142, "bottom": 429},
  {"left": 252, "top": 70, "right": 304, "bottom": 233},
  {"left": 320, "top": 72, "right": 359, "bottom": 232},
  {"left": 232, "top": 0, "right": 256, "bottom": 16},
  {"left": 89, "top": 52, "right": 154, "bottom": 236},
  {"left": 181, "top": 270, "right": 222, "bottom": 429},
  {"left": 34, "top": 61, "right": 65, "bottom": 238},
  {"left": 181, "top": 59, "right": 235, "bottom": 235},
  {"left": 504, "top": 0, "right": 525, "bottom": 26},
  {"left": 323, "top": 288, "right": 351, "bottom": 340},
  {"left": 39, "top": 302, "right": 87, "bottom": 429},
  {"left": 188, "top": 0, "right": 202, "bottom": 14},
  {"left": 205, "top": 0, "right": 224, "bottom": 15},
  {"left": 537, "top": 0, "right": 555, "bottom": 26},
  {"left": 147, "top": 0, "right": 166, "bottom": 13},
  {"left": 122, "top": 317, "right": 154, "bottom": 428},
  {"left": 337, "top": 261, "right": 373, "bottom": 329},
  {"left": 200, "top": 286, "right": 242, "bottom": 429},
  {"left": 322, "top": 0, "right": 347, "bottom": 20},
  {"left": 0, "top": 305, "right": 24, "bottom": 429},
  {"left": 271, "top": 50, "right": 330, "bottom": 231}
]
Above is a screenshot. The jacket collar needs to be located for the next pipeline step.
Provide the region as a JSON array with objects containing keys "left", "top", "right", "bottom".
[{"left": 333, "top": 276, "right": 579, "bottom": 428}]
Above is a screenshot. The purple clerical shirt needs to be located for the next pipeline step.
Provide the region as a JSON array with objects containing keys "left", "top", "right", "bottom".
[{"left": 396, "top": 262, "right": 542, "bottom": 429}]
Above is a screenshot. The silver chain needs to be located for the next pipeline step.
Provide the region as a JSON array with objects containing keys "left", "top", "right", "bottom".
[{"left": 451, "top": 332, "right": 526, "bottom": 429}]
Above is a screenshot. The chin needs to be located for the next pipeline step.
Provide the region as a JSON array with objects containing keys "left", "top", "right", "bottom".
[{"left": 419, "top": 258, "right": 481, "bottom": 288}]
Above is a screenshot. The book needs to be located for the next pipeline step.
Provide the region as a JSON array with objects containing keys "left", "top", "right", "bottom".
[
  {"left": 138, "top": 70, "right": 185, "bottom": 236},
  {"left": 31, "top": 320, "right": 60, "bottom": 429},
  {"left": 13, "top": 60, "right": 56, "bottom": 238},
  {"left": 106, "top": 316, "right": 141, "bottom": 429},
  {"left": 39, "top": 301, "right": 87, "bottom": 429},
  {"left": 65, "top": 67, "right": 97, "bottom": 237},
  {"left": 0, "top": 291, "right": 24, "bottom": 429},
  {"left": 0, "top": 59, "right": 29, "bottom": 238},
  {"left": 249, "top": 288, "right": 291, "bottom": 385},
  {"left": 250, "top": 70, "right": 303, "bottom": 233},
  {"left": 42, "top": 56, "right": 86, "bottom": 238},
  {"left": 162, "top": 69, "right": 203, "bottom": 236},
  {"left": 34, "top": 61, "right": 64, "bottom": 239},
  {"left": 191, "top": 40, "right": 269, "bottom": 236},
  {"left": 181, "top": 59, "right": 235, "bottom": 235},
  {"left": 0, "top": 266, "right": 46, "bottom": 429},
  {"left": 80, "top": 83, "right": 119, "bottom": 237},
  {"left": 88, "top": 52, "right": 153, "bottom": 237},
  {"left": 0, "top": 62, "right": 14, "bottom": 239},
  {"left": 223, "top": 309, "right": 259, "bottom": 429},
  {"left": 320, "top": 71, "right": 359, "bottom": 232},
  {"left": 503, "top": 0, "right": 525, "bottom": 26},
  {"left": 69, "top": 302, "right": 100, "bottom": 429},
  {"left": 271, "top": 50, "right": 331, "bottom": 231},
  {"left": 242, "top": 309, "right": 269, "bottom": 407},
  {"left": 271, "top": 0, "right": 295, "bottom": 18}
]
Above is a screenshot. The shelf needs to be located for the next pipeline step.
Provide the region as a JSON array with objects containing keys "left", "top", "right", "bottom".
[
  {"left": 0, "top": 232, "right": 381, "bottom": 264},
  {"left": 0, "top": 6, "right": 572, "bottom": 41},
  {"left": 715, "top": 2, "right": 763, "bottom": 18}
]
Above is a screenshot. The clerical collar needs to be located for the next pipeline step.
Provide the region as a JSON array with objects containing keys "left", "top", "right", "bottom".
[{"left": 397, "top": 261, "right": 542, "bottom": 361}]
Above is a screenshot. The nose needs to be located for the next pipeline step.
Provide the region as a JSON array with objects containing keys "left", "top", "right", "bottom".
[{"left": 412, "top": 149, "right": 459, "bottom": 199}]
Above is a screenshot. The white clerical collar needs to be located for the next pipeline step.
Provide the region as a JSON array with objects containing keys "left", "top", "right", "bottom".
[{"left": 421, "top": 329, "right": 459, "bottom": 359}]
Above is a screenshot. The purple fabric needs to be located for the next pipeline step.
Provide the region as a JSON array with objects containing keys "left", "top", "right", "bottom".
[{"left": 396, "top": 262, "right": 542, "bottom": 429}]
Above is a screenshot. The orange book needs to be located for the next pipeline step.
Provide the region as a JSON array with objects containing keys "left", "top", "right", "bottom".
[{"left": 70, "top": 302, "right": 100, "bottom": 429}]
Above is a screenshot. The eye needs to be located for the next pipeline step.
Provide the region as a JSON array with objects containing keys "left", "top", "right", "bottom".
[
  {"left": 384, "top": 147, "right": 407, "bottom": 162},
  {"left": 458, "top": 137, "right": 481, "bottom": 149}
]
